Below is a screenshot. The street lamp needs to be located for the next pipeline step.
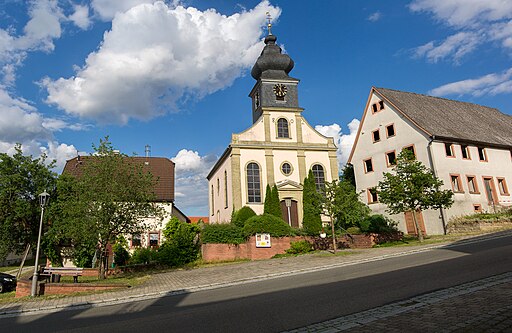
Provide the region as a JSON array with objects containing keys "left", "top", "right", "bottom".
[{"left": 31, "top": 190, "right": 50, "bottom": 297}]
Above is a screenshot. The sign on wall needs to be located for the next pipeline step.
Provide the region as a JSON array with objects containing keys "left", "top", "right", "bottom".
[{"left": 255, "top": 233, "right": 271, "bottom": 248}]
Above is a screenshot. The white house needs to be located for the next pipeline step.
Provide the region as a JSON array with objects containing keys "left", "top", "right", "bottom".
[
  {"left": 207, "top": 31, "right": 338, "bottom": 226},
  {"left": 349, "top": 87, "right": 512, "bottom": 235}
]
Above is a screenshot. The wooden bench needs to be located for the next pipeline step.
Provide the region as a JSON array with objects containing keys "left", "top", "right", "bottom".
[{"left": 42, "top": 267, "right": 83, "bottom": 283}]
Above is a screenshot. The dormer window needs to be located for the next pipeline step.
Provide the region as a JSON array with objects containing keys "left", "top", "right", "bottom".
[{"left": 277, "top": 118, "right": 290, "bottom": 138}]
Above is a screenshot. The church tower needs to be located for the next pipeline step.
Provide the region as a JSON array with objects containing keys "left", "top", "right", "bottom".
[{"left": 207, "top": 26, "right": 339, "bottom": 226}]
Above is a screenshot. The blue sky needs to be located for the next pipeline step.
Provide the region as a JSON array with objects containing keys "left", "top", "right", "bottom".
[{"left": 1, "top": 0, "right": 511, "bottom": 216}]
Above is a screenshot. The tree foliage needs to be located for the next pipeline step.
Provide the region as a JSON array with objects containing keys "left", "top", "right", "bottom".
[
  {"left": 378, "top": 150, "right": 454, "bottom": 241},
  {"left": 264, "top": 184, "right": 282, "bottom": 219},
  {"left": 332, "top": 180, "right": 371, "bottom": 230},
  {"left": 231, "top": 206, "right": 256, "bottom": 228},
  {"left": 47, "top": 137, "right": 162, "bottom": 277},
  {"left": 0, "top": 144, "right": 56, "bottom": 261},
  {"left": 158, "top": 218, "right": 200, "bottom": 267},
  {"left": 302, "top": 170, "right": 323, "bottom": 235}
]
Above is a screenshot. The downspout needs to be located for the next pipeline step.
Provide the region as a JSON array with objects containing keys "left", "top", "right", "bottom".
[{"left": 427, "top": 136, "right": 447, "bottom": 235}]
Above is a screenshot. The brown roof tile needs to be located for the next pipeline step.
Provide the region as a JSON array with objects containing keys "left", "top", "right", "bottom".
[
  {"left": 375, "top": 87, "right": 512, "bottom": 148},
  {"left": 63, "top": 156, "right": 175, "bottom": 202}
]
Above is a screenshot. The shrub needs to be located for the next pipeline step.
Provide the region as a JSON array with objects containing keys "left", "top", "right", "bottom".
[
  {"left": 286, "top": 240, "right": 313, "bottom": 254},
  {"left": 243, "top": 214, "right": 295, "bottom": 237},
  {"left": 113, "top": 237, "right": 130, "bottom": 266},
  {"left": 231, "top": 206, "right": 257, "bottom": 228},
  {"left": 361, "top": 215, "right": 399, "bottom": 234},
  {"left": 130, "top": 247, "right": 156, "bottom": 265},
  {"left": 346, "top": 226, "right": 363, "bottom": 234},
  {"left": 156, "top": 218, "right": 200, "bottom": 267},
  {"left": 72, "top": 241, "right": 96, "bottom": 268},
  {"left": 201, "top": 223, "right": 245, "bottom": 244}
]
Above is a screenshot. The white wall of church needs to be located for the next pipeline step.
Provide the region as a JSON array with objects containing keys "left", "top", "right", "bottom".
[
  {"left": 273, "top": 150, "right": 301, "bottom": 184},
  {"left": 237, "top": 117, "right": 265, "bottom": 142},
  {"left": 305, "top": 151, "right": 336, "bottom": 182},
  {"left": 239, "top": 148, "right": 267, "bottom": 215},
  {"left": 301, "top": 120, "right": 330, "bottom": 144},
  {"left": 269, "top": 112, "right": 298, "bottom": 142},
  {"left": 208, "top": 155, "right": 233, "bottom": 224}
]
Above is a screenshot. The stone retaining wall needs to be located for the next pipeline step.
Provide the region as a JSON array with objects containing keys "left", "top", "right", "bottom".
[
  {"left": 447, "top": 221, "right": 512, "bottom": 234},
  {"left": 202, "top": 234, "right": 383, "bottom": 262}
]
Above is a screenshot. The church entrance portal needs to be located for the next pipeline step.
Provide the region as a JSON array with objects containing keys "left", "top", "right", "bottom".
[{"left": 280, "top": 199, "right": 299, "bottom": 228}]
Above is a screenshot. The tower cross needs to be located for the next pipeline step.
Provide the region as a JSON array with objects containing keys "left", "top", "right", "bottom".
[{"left": 266, "top": 11, "right": 272, "bottom": 35}]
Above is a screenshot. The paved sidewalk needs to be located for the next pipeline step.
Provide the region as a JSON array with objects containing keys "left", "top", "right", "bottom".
[{"left": 0, "top": 231, "right": 510, "bottom": 320}]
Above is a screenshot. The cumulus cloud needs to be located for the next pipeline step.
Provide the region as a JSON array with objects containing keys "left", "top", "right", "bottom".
[
  {"left": 91, "top": 0, "right": 157, "bottom": 21},
  {"left": 315, "top": 119, "right": 360, "bottom": 168},
  {"left": 409, "top": 0, "right": 512, "bottom": 63},
  {"left": 42, "top": 1, "right": 281, "bottom": 124},
  {"left": 171, "top": 149, "right": 218, "bottom": 215},
  {"left": 429, "top": 68, "right": 512, "bottom": 97},
  {"left": 367, "top": 12, "right": 382, "bottom": 22}
]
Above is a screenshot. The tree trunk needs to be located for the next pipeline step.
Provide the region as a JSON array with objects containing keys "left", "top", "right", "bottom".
[
  {"left": 330, "top": 216, "right": 337, "bottom": 253},
  {"left": 412, "top": 209, "right": 424, "bottom": 242}
]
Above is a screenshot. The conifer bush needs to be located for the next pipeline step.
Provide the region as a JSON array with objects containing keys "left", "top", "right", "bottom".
[{"left": 231, "top": 206, "right": 257, "bottom": 228}]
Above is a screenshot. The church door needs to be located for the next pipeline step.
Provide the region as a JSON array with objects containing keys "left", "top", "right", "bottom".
[{"left": 280, "top": 199, "right": 299, "bottom": 228}]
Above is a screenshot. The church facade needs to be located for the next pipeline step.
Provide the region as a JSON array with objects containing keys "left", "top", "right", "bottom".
[{"left": 207, "top": 32, "right": 338, "bottom": 226}]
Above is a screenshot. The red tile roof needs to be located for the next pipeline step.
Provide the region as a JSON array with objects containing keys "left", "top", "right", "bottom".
[
  {"left": 188, "top": 216, "right": 209, "bottom": 224},
  {"left": 63, "top": 156, "right": 175, "bottom": 202}
]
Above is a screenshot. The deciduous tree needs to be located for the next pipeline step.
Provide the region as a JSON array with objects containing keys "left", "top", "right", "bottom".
[{"left": 378, "top": 150, "right": 453, "bottom": 241}]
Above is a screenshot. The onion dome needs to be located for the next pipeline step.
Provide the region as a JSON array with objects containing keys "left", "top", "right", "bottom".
[{"left": 251, "top": 34, "right": 295, "bottom": 80}]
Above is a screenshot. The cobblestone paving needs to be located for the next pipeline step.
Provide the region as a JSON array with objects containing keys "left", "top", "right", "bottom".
[{"left": 285, "top": 273, "right": 512, "bottom": 333}]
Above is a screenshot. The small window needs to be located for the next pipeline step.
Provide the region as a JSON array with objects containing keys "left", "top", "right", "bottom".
[
  {"left": 386, "top": 124, "right": 395, "bottom": 137},
  {"left": 372, "top": 129, "right": 381, "bottom": 143},
  {"left": 378, "top": 100, "right": 384, "bottom": 110},
  {"left": 368, "top": 188, "right": 378, "bottom": 203},
  {"left": 386, "top": 151, "right": 396, "bottom": 167},
  {"left": 371, "top": 103, "right": 378, "bottom": 113},
  {"left": 467, "top": 176, "right": 479, "bottom": 194},
  {"left": 224, "top": 171, "right": 228, "bottom": 208},
  {"left": 211, "top": 184, "right": 214, "bottom": 215},
  {"left": 131, "top": 234, "right": 141, "bottom": 247},
  {"left": 451, "top": 174, "right": 463, "bottom": 193},
  {"left": 461, "top": 145, "right": 470, "bottom": 159},
  {"left": 277, "top": 118, "right": 290, "bottom": 138},
  {"left": 363, "top": 158, "right": 374, "bottom": 173},
  {"left": 445, "top": 143, "right": 454, "bottom": 157},
  {"left": 402, "top": 145, "right": 416, "bottom": 159},
  {"left": 478, "top": 147, "right": 487, "bottom": 161},
  {"left": 473, "top": 204, "right": 482, "bottom": 213},
  {"left": 217, "top": 178, "right": 220, "bottom": 195},
  {"left": 498, "top": 178, "right": 509, "bottom": 195},
  {"left": 281, "top": 162, "right": 292, "bottom": 176},
  {"left": 149, "top": 232, "right": 159, "bottom": 247}
]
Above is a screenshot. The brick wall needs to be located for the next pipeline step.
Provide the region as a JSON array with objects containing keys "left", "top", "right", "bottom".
[
  {"left": 202, "top": 236, "right": 309, "bottom": 261},
  {"left": 15, "top": 279, "right": 127, "bottom": 298}
]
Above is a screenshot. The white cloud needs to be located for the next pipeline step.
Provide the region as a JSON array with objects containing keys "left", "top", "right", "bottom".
[
  {"left": 171, "top": 149, "right": 217, "bottom": 215},
  {"left": 68, "top": 4, "right": 92, "bottom": 30},
  {"left": 43, "top": 1, "right": 281, "bottom": 124},
  {"left": 315, "top": 119, "right": 360, "bottom": 168},
  {"left": 409, "top": 0, "right": 512, "bottom": 28},
  {"left": 367, "top": 12, "right": 382, "bottom": 22},
  {"left": 429, "top": 68, "right": 512, "bottom": 97},
  {"left": 91, "top": 0, "right": 157, "bottom": 21},
  {"left": 409, "top": 0, "right": 512, "bottom": 64},
  {"left": 413, "top": 31, "right": 481, "bottom": 63}
]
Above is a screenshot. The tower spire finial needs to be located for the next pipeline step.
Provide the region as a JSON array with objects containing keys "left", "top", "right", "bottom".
[{"left": 266, "top": 11, "right": 272, "bottom": 35}]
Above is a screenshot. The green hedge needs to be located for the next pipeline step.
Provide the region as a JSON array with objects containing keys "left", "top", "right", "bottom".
[
  {"left": 231, "top": 206, "right": 257, "bottom": 228},
  {"left": 202, "top": 223, "right": 246, "bottom": 244},
  {"left": 242, "top": 214, "right": 295, "bottom": 237}
]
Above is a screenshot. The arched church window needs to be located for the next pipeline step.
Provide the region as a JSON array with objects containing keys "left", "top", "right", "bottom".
[
  {"left": 277, "top": 118, "right": 290, "bottom": 138},
  {"left": 247, "top": 162, "right": 262, "bottom": 203},
  {"left": 312, "top": 164, "right": 325, "bottom": 192}
]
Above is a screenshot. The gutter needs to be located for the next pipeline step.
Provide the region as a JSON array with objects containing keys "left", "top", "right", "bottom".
[{"left": 427, "top": 136, "right": 447, "bottom": 235}]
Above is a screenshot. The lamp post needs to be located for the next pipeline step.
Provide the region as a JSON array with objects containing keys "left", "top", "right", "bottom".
[{"left": 31, "top": 190, "right": 50, "bottom": 297}]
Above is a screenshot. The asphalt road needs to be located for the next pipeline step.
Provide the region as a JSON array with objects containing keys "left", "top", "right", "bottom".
[{"left": 3, "top": 234, "right": 512, "bottom": 333}]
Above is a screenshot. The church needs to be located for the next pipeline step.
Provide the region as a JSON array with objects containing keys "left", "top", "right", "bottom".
[{"left": 207, "top": 28, "right": 338, "bottom": 226}]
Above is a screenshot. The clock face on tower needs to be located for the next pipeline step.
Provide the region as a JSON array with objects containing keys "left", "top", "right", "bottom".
[{"left": 273, "top": 84, "right": 287, "bottom": 98}]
